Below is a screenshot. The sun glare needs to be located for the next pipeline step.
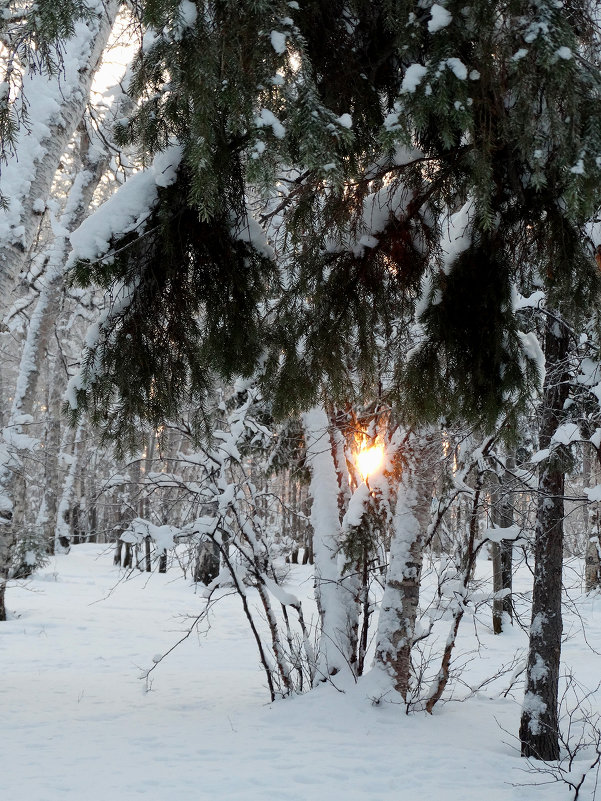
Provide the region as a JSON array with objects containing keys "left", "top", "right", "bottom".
[{"left": 356, "top": 444, "right": 385, "bottom": 481}]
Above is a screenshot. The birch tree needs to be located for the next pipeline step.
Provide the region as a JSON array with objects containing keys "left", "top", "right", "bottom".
[
  {"left": 0, "top": 3, "right": 120, "bottom": 616},
  {"left": 374, "top": 431, "right": 436, "bottom": 700},
  {"left": 303, "top": 406, "right": 359, "bottom": 680},
  {"left": 0, "top": 0, "right": 119, "bottom": 307}
]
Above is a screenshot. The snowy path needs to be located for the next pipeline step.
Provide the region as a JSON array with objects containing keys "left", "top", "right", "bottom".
[{"left": 3, "top": 546, "right": 599, "bottom": 800}]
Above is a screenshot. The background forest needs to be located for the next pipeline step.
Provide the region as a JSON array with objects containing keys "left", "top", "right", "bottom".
[{"left": 4, "top": 1, "right": 601, "bottom": 795}]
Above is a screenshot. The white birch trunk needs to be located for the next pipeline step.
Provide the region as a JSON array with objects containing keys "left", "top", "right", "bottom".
[
  {"left": 54, "top": 420, "right": 85, "bottom": 550},
  {"left": 0, "top": 130, "right": 110, "bottom": 616},
  {"left": 374, "top": 431, "right": 435, "bottom": 699},
  {"left": 0, "top": 0, "right": 119, "bottom": 310},
  {"left": 303, "top": 406, "right": 359, "bottom": 680}
]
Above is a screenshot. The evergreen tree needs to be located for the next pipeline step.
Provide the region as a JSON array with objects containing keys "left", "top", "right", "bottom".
[{"left": 66, "top": 1, "right": 601, "bottom": 441}]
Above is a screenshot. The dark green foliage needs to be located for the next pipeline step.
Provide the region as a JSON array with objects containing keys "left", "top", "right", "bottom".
[
  {"left": 118, "top": 0, "right": 298, "bottom": 219},
  {"left": 403, "top": 239, "right": 528, "bottom": 429},
  {"left": 264, "top": 175, "right": 437, "bottom": 418},
  {"left": 69, "top": 167, "right": 277, "bottom": 452},
  {"left": 11, "top": 526, "right": 49, "bottom": 579},
  {"left": 64, "top": 0, "right": 601, "bottom": 444}
]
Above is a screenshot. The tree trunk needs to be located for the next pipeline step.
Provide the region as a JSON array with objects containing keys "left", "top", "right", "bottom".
[
  {"left": 303, "top": 406, "right": 359, "bottom": 680},
  {"left": 374, "top": 431, "right": 435, "bottom": 699},
  {"left": 42, "top": 360, "right": 64, "bottom": 555},
  {"left": 193, "top": 539, "right": 220, "bottom": 584},
  {"left": 0, "top": 126, "right": 114, "bottom": 617},
  {"left": 585, "top": 511, "right": 601, "bottom": 593},
  {"left": 113, "top": 539, "right": 124, "bottom": 567},
  {"left": 492, "top": 453, "right": 514, "bottom": 633},
  {"left": 54, "top": 421, "right": 85, "bottom": 551},
  {"left": 584, "top": 445, "right": 601, "bottom": 592},
  {"left": 123, "top": 542, "right": 133, "bottom": 570},
  {"left": 145, "top": 536, "right": 152, "bottom": 572},
  {"left": 0, "top": 1, "right": 119, "bottom": 310},
  {"left": 519, "top": 314, "right": 569, "bottom": 760}
]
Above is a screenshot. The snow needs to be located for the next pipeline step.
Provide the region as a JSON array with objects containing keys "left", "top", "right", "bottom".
[
  {"left": 0, "top": 8, "right": 107, "bottom": 249},
  {"left": 401, "top": 64, "right": 429, "bottom": 93},
  {"left": 415, "top": 201, "right": 472, "bottom": 320},
  {"left": 578, "top": 358, "right": 600, "bottom": 387},
  {"left": 336, "top": 113, "right": 353, "bottom": 129},
  {"left": 70, "top": 146, "right": 182, "bottom": 262},
  {"left": 65, "top": 276, "right": 141, "bottom": 408},
  {"left": 530, "top": 653, "right": 549, "bottom": 683},
  {"left": 121, "top": 519, "right": 180, "bottom": 552},
  {"left": 556, "top": 47, "right": 572, "bottom": 60},
  {"left": 522, "top": 691, "right": 547, "bottom": 735},
  {"left": 551, "top": 422, "right": 581, "bottom": 447},
  {"left": 261, "top": 574, "right": 300, "bottom": 607},
  {"left": 375, "top": 477, "right": 421, "bottom": 662},
  {"left": 484, "top": 524, "right": 522, "bottom": 543},
  {"left": 443, "top": 58, "right": 468, "bottom": 80},
  {"left": 255, "top": 108, "right": 286, "bottom": 139},
  {"left": 270, "top": 30, "right": 287, "bottom": 54},
  {"left": 4, "top": 546, "right": 600, "bottom": 800},
  {"left": 513, "top": 289, "right": 545, "bottom": 312},
  {"left": 518, "top": 331, "right": 545, "bottom": 390},
  {"left": 530, "top": 448, "right": 550, "bottom": 464},
  {"left": 358, "top": 234, "right": 379, "bottom": 249},
  {"left": 570, "top": 159, "right": 585, "bottom": 175},
  {"left": 428, "top": 4, "right": 452, "bottom": 33},
  {"left": 232, "top": 207, "right": 275, "bottom": 259},
  {"left": 530, "top": 612, "right": 547, "bottom": 637},
  {"left": 584, "top": 485, "right": 601, "bottom": 502},
  {"left": 178, "top": 0, "right": 198, "bottom": 28},
  {"left": 303, "top": 406, "right": 357, "bottom": 676},
  {"left": 321, "top": 155, "right": 421, "bottom": 257},
  {"left": 342, "top": 481, "right": 372, "bottom": 529},
  {"left": 441, "top": 201, "right": 473, "bottom": 272}
]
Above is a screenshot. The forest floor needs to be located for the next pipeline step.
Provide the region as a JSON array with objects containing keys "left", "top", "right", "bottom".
[{"left": 4, "top": 544, "right": 601, "bottom": 801}]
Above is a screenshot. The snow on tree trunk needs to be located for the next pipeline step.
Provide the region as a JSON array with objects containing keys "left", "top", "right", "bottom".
[
  {"left": 519, "top": 315, "right": 569, "bottom": 761},
  {"left": 303, "top": 406, "right": 359, "bottom": 680},
  {"left": 585, "top": 525, "right": 601, "bottom": 593},
  {"left": 0, "top": 0, "right": 119, "bottom": 311},
  {"left": 584, "top": 446, "right": 601, "bottom": 592},
  {"left": 374, "top": 432, "right": 435, "bottom": 699},
  {"left": 114, "top": 458, "right": 142, "bottom": 566},
  {"left": 194, "top": 538, "right": 220, "bottom": 584},
  {"left": 42, "top": 366, "right": 64, "bottom": 556},
  {"left": 491, "top": 453, "right": 514, "bottom": 634},
  {"left": 54, "top": 421, "right": 85, "bottom": 551}
]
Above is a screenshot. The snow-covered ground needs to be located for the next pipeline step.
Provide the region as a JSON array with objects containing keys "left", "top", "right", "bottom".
[{"left": 4, "top": 545, "right": 601, "bottom": 800}]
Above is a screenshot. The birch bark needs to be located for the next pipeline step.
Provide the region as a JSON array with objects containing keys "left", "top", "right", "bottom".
[
  {"left": 0, "top": 0, "right": 119, "bottom": 308},
  {"left": 0, "top": 124, "right": 111, "bottom": 617},
  {"left": 374, "top": 431, "right": 435, "bottom": 699},
  {"left": 303, "top": 406, "right": 359, "bottom": 680}
]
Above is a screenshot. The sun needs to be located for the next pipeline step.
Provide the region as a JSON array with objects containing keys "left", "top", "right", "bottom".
[{"left": 356, "top": 444, "right": 385, "bottom": 481}]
